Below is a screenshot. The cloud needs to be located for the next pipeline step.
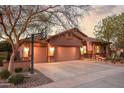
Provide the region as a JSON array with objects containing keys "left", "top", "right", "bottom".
[
  {"left": 79, "top": 5, "right": 124, "bottom": 38},
  {"left": 89, "top": 5, "right": 116, "bottom": 15}
]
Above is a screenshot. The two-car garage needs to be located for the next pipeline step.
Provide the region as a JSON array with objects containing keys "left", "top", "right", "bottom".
[
  {"left": 34, "top": 46, "right": 80, "bottom": 63},
  {"left": 55, "top": 47, "right": 80, "bottom": 61}
]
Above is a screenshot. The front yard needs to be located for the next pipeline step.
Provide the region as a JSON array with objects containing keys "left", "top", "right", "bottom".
[
  {"left": 0, "top": 68, "right": 53, "bottom": 88},
  {"left": 0, "top": 59, "right": 124, "bottom": 88}
]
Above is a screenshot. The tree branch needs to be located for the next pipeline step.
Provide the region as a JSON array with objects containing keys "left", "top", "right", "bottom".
[
  {"left": 11, "top": 5, "right": 22, "bottom": 42},
  {"left": 5, "top": 6, "right": 13, "bottom": 27},
  {"left": 18, "top": 5, "right": 59, "bottom": 38},
  {"left": 0, "top": 23, "right": 14, "bottom": 47},
  {"left": 0, "top": 35, "right": 6, "bottom": 40}
]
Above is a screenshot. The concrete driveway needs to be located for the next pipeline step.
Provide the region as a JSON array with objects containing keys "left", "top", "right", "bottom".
[{"left": 35, "top": 60, "right": 124, "bottom": 88}]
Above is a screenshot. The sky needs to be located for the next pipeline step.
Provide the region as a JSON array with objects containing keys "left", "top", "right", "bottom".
[{"left": 79, "top": 5, "right": 124, "bottom": 38}]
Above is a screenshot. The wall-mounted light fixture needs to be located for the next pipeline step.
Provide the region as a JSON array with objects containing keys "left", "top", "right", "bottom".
[
  {"left": 80, "top": 46, "right": 87, "bottom": 55},
  {"left": 80, "top": 47, "right": 84, "bottom": 55},
  {"left": 48, "top": 46, "right": 55, "bottom": 56},
  {"left": 23, "top": 46, "right": 29, "bottom": 58}
]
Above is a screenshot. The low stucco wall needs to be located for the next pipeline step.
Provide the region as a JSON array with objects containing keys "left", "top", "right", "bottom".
[{"left": 3, "top": 61, "right": 30, "bottom": 71}]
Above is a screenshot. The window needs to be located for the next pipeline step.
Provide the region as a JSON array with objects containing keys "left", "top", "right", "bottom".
[
  {"left": 23, "top": 47, "right": 29, "bottom": 58},
  {"left": 80, "top": 47, "right": 83, "bottom": 55},
  {"left": 96, "top": 46, "right": 100, "bottom": 53}
]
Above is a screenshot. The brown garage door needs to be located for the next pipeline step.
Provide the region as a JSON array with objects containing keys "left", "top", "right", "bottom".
[
  {"left": 55, "top": 47, "right": 80, "bottom": 61},
  {"left": 34, "top": 47, "right": 48, "bottom": 63}
]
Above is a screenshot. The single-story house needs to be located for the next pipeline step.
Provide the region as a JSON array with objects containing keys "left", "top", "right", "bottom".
[{"left": 18, "top": 28, "right": 110, "bottom": 63}]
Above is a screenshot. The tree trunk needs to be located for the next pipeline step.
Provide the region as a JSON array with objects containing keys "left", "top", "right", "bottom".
[
  {"left": 8, "top": 44, "right": 19, "bottom": 72},
  {"left": 8, "top": 51, "right": 15, "bottom": 72}
]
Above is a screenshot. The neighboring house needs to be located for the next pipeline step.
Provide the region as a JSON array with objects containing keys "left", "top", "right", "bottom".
[{"left": 19, "top": 28, "right": 110, "bottom": 63}]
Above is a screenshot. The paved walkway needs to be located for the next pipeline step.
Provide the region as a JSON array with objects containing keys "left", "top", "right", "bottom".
[{"left": 35, "top": 60, "right": 124, "bottom": 88}]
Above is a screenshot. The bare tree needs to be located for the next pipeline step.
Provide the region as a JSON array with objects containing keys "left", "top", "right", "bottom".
[{"left": 0, "top": 5, "right": 89, "bottom": 72}]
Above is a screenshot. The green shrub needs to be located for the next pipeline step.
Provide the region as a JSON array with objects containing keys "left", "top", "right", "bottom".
[
  {"left": 0, "top": 56, "right": 6, "bottom": 62},
  {"left": 14, "top": 68, "right": 23, "bottom": 73},
  {"left": 115, "top": 57, "right": 121, "bottom": 61},
  {"left": 0, "top": 69, "right": 11, "bottom": 79},
  {"left": 0, "top": 56, "right": 5, "bottom": 66},
  {"left": 106, "top": 56, "right": 113, "bottom": 60},
  {"left": 28, "top": 67, "right": 31, "bottom": 72},
  {"left": 0, "top": 61, "right": 3, "bottom": 66},
  {"left": 8, "top": 74, "right": 25, "bottom": 85},
  {"left": 113, "top": 57, "right": 123, "bottom": 61}
]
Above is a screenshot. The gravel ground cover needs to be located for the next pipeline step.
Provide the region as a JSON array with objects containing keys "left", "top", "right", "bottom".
[{"left": 0, "top": 70, "right": 53, "bottom": 88}]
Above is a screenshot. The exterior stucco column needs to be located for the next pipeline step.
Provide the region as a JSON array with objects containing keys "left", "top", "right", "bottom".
[
  {"left": 92, "top": 43, "right": 96, "bottom": 59},
  {"left": 87, "top": 41, "right": 93, "bottom": 58},
  {"left": 47, "top": 44, "right": 51, "bottom": 62},
  {"left": 106, "top": 45, "right": 109, "bottom": 57}
]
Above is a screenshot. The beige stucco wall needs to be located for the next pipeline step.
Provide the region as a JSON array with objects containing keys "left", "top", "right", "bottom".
[{"left": 3, "top": 61, "right": 30, "bottom": 71}]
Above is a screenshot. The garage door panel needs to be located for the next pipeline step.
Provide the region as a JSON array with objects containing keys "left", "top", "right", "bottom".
[
  {"left": 34, "top": 47, "right": 47, "bottom": 63},
  {"left": 55, "top": 47, "right": 80, "bottom": 61}
]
